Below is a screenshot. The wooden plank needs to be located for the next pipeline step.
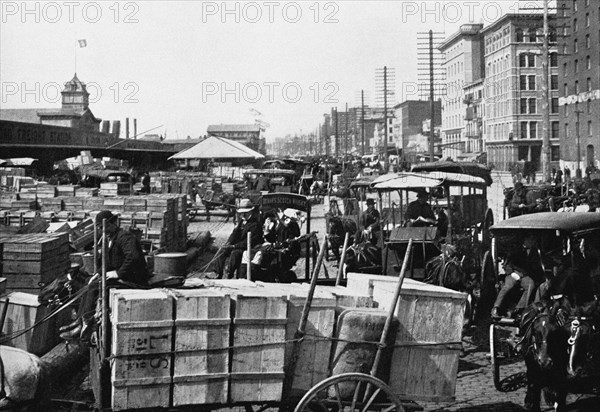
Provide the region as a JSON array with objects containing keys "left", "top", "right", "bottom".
[
  {"left": 171, "top": 289, "right": 230, "bottom": 406},
  {"left": 2, "top": 244, "right": 71, "bottom": 261},
  {"left": 2, "top": 253, "right": 69, "bottom": 273},
  {"left": 230, "top": 290, "right": 287, "bottom": 403}
]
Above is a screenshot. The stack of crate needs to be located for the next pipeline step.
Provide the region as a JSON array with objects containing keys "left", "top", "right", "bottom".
[
  {"left": 10, "top": 200, "right": 36, "bottom": 210},
  {"left": 0, "top": 232, "right": 70, "bottom": 293},
  {"left": 75, "top": 187, "right": 98, "bottom": 197},
  {"left": 56, "top": 185, "right": 78, "bottom": 197},
  {"left": 83, "top": 197, "right": 104, "bottom": 211},
  {"left": 100, "top": 182, "right": 130, "bottom": 197},
  {"left": 36, "top": 184, "right": 57, "bottom": 199},
  {"left": 63, "top": 197, "right": 84, "bottom": 211},
  {"left": 103, "top": 197, "right": 126, "bottom": 212},
  {"left": 110, "top": 289, "right": 174, "bottom": 411},
  {"left": 0, "top": 194, "right": 17, "bottom": 209},
  {"left": 144, "top": 195, "right": 177, "bottom": 251},
  {"left": 39, "top": 197, "right": 63, "bottom": 212}
]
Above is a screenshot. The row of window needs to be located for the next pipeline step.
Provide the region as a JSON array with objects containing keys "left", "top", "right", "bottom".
[
  {"left": 517, "top": 119, "right": 594, "bottom": 140},
  {"left": 564, "top": 56, "right": 594, "bottom": 74},
  {"left": 563, "top": 121, "right": 595, "bottom": 138},
  {"left": 572, "top": 13, "right": 593, "bottom": 32},
  {"left": 519, "top": 53, "right": 559, "bottom": 68},
  {"left": 564, "top": 78, "right": 595, "bottom": 95}
]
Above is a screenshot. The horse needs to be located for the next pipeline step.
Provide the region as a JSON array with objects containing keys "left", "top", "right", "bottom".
[
  {"left": 0, "top": 346, "right": 49, "bottom": 411},
  {"left": 327, "top": 216, "right": 357, "bottom": 261},
  {"left": 521, "top": 303, "right": 571, "bottom": 412}
]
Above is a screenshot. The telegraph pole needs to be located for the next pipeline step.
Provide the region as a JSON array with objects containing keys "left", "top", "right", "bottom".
[
  {"left": 334, "top": 107, "right": 339, "bottom": 158},
  {"left": 361, "top": 90, "right": 365, "bottom": 156},
  {"left": 576, "top": 108, "right": 583, "bottom": 177},
  {"left": 384, "top": 66, "right": 389, "bottom": 172},
  {"left": 541, "top": 0, "right": 551, "bottom": 182},
  {"left": 429, "top": 30, "right": 435, "bottom": 161},
  {"left": 345, "top": 102, "right": 349, "bottom": 156}
]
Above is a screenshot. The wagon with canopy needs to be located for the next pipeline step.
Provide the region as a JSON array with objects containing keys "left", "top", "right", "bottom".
[{"left": 364, "top": 168, "right": 494, "bottom": 323}]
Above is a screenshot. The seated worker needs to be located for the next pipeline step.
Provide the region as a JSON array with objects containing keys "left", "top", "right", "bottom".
[
  {"left": 360, "top": 198, "right": 381, "bottom": 244},
  {"left": 405, "top": 189, "right": 436, "bottom": 227},
  {"left": 255, "top": 174, "right": 272, "bottom": 192},
  {"left": 209, "top": 198, "right": 263, "bottom": 279},
  {"left": 491, "top": 234, "right": 545, "bottom": 318},
  {"left": 434, "top": 207, "right": 449, "bottom": 238},
  {"left": 508, "top": 182, "right": 536, "bottom": 217},
  {"left": 59, "top": 210, "right": 150, "bottom": 341}
]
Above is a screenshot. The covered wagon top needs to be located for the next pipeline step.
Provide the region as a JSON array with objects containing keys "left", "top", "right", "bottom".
[
  {"left": 349, "top": 175, "right": 379, "bottom": 189},
  {"left": 411, "top": 161, "right": 493, "bottom": 186},
  {"left": 169, "top": 136, "right": 264, "bottom": 160},
  {"left": 491, "top": 212, "right": 600, "bottom": 234},
  {"left": 244, "top": 169, "right": 296, "bottom": 176},
  {"left": 370, "top": 171, "right": 488, "bottom": 192}
]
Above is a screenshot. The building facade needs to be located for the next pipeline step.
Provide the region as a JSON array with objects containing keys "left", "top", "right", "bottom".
[
  {"left": 558, "top": 0, "right": 599, "bottom": 174},
  {"left": 206, "top": 124, "right": 264, "bottom": 154},
  {"left": 482, "top": 14, "right": 560, "bottom": 172},
  {"left": 439, "top": 24, "right": 485, "bottom": 160},
  {"left": 392, "top": 100, "right": 442, "bottom": 158}
]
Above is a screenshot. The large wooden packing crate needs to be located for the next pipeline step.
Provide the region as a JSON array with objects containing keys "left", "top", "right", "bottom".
[
  {"left": 171, "top": 289, "right": 231, "bottom": 406},
  {"left": 346, "top": 273, "right": 466, "bottom": 402},
  {"left": 110, "top": 289, "right": 174, "bottom": 411},
  {"left": 229, "top": 289, "right": 287, "bottom": 403}
]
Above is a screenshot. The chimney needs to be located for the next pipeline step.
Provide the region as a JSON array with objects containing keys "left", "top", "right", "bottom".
[
  {"left": 112, "top": 120, "right": 121, "bottom": 137},
  {"left": 133, "top": 118, "right": 137, "bottom": 140},
  {"left": 126, "top": 117, "right": 130, "bottom": 139},
  {"left": 101, "top": 120, "right": 110, "bottom": 134}
]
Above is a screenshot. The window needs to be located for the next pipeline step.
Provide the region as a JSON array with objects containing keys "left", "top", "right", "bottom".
[
  {"left": 564, "top": 62, "right": 568, "bottom": 76},
  {"left": 565, "top": 123, "right": 570, "bottom": 139},
  {"left": 528, "top": 54, "right": 535, "bottom": 67},
  {"left": 574, "top": 38, "right": 578, "bottom": 53},
  {"left": 520, "top": 98, "right": 528, "bottom": 114},
  {"left": 521, "top": 122, "right": 528, "bottom": 139},
  {"left": 588, "top": 121, "right": 593, "bottom": 137},
  {"left": 552, "top": 121, "right": 560, "bottom": 138},
  {"left": 575, "top": 80, "right": 579, "bottom": 93},
  {"left": 574, "top": 18, "right": 578, "bottom": 32},
  {"left": 528, "top": 30, "right": 537, "bottom": 42},
  {"left": 516, "top": 29, "right": 524, "bottom": 42},
  {"left": 528, "top": 75, "right": 536, "bottom": 90},
  {"left": 588, "top": 100, "right": 592, "bottom": 113},
  {"left": 550, "top": 52, "right": 558, "bottom": 67},
  {"left": 519, "top": 54, "right": 527, "bottom": 67},
  {"left": 561, "top": 3, "right": 567, "bottom": 17},
  {"left": 587, "top": 56, "right": 592, "bottom": 70},
  {"left": 529, "top": 98, "right": 537, "bottom": 114},
  {"left": 585, "top": 0, "right": 589, "bottom": 7},
  {"left": 552, "top": 146, "right": 560, "bottom": 161},
  {"left": 575, "top": 59, "right": 579, "bottom": 73},
  {"left": 552, "top": 98, "right": 559, "bottom": 113},
  {"left": 574, "top": 0, "right": 577, "bottom": 12},
  {"left": 586, "top": 13, "right": 590, "bottom": 27},
  {"left": 587, "top": 78, "right": 592, "bottom": 91},
  {"left": 520, "top": 75, "right": 528, "bottom": 90},
  {"left": 565, "top": 83, "right": 569, "bottom": 95},
  {"left": 586, "top": 34, "right": 590, "bottom": 48},
  {"left": 551, "top": 74, "right": 558, "bottom": 90},
  {"left": 530, "top": 122, "right": 537, "bottom": 139}
]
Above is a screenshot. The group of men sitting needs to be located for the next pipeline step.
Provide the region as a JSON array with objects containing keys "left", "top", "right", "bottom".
[
  {"left": 208, "top": 198, "right": 302, "bottom": 281},
  {"left": 491, "top": 233, "right": 600, "bottom": 320}
]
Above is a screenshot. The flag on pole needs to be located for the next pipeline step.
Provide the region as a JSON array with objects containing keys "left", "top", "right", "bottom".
[{"left": 78, "top": 39, "right": 87, "bottom": 48}]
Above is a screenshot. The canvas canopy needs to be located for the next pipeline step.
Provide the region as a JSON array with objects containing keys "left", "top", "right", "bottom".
[
  {"left": 169, "top": 136, "right": 264, "bottom": 160},
  {"left": 371, "top": 171, "right": 487, "bottom": 191}
]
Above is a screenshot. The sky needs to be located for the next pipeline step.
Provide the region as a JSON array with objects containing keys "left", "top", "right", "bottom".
[{"left": 1, "top": 0, "right": 538, "bottom": 141}]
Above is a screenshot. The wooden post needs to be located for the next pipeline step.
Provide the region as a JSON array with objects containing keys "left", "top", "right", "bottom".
[
  {"left": 93, "top": 221, "right": 98, "bottom": 275},
  {"left": 305, "top": 208, "right": 311, "bottom": 280},
  {"left": 378, "top": 192, "right": 386, "bottom": 276},
  {"left": 335, "top": 233, "right": 350, "bottom": 286},
  {"left": 370, "top": 238, "right": 413, "bottom": 379},
  {"left": 101, "top": 219, "right": 108, "bottom": 359},
  {"left": 246, "top": 232, "right": 252, "bottom": 281}
]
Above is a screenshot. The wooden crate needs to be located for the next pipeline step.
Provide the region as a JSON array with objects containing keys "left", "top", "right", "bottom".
[
  {"left": 63, "top": 197, "right": 84, "bottom": 211},
  {"left": 83, "top": 197, "right": 104, "bottom": 210},
  {"left": 104, "top": 197, "right": 126, "bottom": 211},
  {"left": 40, "top": 198, "right": 63, "bottom": 211},
  {"left": 257, "top": 283, "right": 336, "bottom": 398},
  {"left": 230, "top": 290, "right": 287, "bottom": 403},
  {"left": 346, "top": 273, "right": 466, "bottom": 402},
  {"left": 315, "top": 285, "right": 374, "bottom": 309},
  {"left": 171, "top": 289, "right": 230, "bottom": 406},
  {"left": 0, "top": 292, "right": 57, "bottom": 355},
  {"left": 56, "top": 185, "right": 78, "bottom": 196},
  {"left": 110, "top": 289, "right": 174, "bottom": 411}
]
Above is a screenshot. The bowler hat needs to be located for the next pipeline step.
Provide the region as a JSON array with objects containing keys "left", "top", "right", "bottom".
[
  {"left": 415, "top": 189, "right": 429, "bottom": 199},
  {"left": 514, "top": 182, "right": 524, "bottom": 190},
  {"left": 95, "top": 210, "right": 117, "bottom": 225},
  {"left": 237, "top": 199, "right": 255, "bottom": 213},
  {"left": 366, "top": 198, "right": 376, "bottom": 205}
]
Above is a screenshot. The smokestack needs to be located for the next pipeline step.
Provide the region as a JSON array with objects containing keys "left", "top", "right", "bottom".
[
  {"left": 134, "top": 118, "right": 137, "bottom": 140},
  {"left": 126, "top": 118, "right": 130, "bottom": 139},
  {"left": 112, "top": 120, "right": 121, "bottom": 137},
  {"left": 101, "top": 120, "right": 110, "bottom": 134}
]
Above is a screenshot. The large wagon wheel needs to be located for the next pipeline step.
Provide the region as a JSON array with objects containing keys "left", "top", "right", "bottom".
[
  {"left": 476, "top": 250, "right": 497, "bottom": 322},
  {"left": 294, "top": 373, "right": 405, "bottom": 412}
]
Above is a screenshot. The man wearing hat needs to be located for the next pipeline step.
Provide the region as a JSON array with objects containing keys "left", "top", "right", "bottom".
[
  {"left": 509, "top": 182, "right": 536, "bottom": 217},
  {"left": 360, "top": 198, "right": 381, "bottom": 244},
  {"left": 59, "top": 210, "right": 149, "bottom": 340},
  {"left": 211, "top": 199, "right": 263, "bottom": 278},
  {"left": 405, "top": 189, "right": 436, "bottom": 227}
]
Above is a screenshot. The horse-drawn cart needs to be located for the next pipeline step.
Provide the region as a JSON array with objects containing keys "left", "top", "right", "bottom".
[{"left": 487, "top": 213, "right": 600, "bottom": 410}]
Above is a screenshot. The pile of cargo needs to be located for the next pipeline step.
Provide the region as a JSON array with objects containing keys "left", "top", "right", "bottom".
[
  {"left": 106, "top": 276, "right": 466, "bottom": 410},
  {"left": 0, "top": 232, "right": 70, "bottom": 294}
]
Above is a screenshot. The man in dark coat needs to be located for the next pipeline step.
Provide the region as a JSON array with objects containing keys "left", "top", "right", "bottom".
[
  {"left": 60, "top": 210, "right": 149, "bottom": 340},
  {"left": 360, "top": 198, "right": 381, "bottom": 244},
  {"left": 211, "top": 199, "right": 263, "bottom": 278},
  {"left": 405, "top": 189, "right": 436, "bottom": 226},
  {"left": 492, "top": 234, "right": 544, "bottom": 318}
]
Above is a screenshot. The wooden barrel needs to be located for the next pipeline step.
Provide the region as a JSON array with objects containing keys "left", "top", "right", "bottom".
[{"left": 153, "top": 253, "right": 187, "bottom": 277}]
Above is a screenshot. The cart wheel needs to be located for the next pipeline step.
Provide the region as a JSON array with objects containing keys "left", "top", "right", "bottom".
[
  {"left": 477, "top": 250, "right": 497, "bottom": 321},
  {"left": 489, "top": 324, "right": 502, "bottom": 391},
  {"left": 294, "top": 373, "right": 405, "bottom": 412}
]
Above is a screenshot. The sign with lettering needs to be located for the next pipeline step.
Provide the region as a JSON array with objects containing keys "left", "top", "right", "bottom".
[
  {"left": 559, "top": 89, "right": 600, "bottom": 106},
  {"left": 261, "top": 193, "right": 311, "bottom": 212}
]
